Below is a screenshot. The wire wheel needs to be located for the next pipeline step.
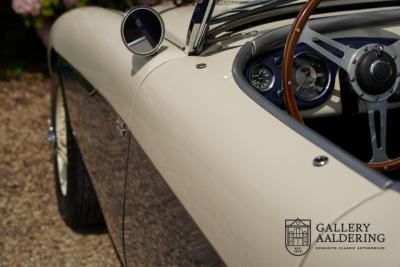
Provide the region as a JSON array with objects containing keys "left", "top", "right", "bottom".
[{"left": 55, "top": 85, "right": 68, "bottom": 196}]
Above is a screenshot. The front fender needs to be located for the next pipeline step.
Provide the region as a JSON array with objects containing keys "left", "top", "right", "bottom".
[{"left": 48, "top": 6, "right": 185, "bottom": 123}]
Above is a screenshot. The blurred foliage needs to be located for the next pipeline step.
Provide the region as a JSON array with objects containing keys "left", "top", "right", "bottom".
[
  {"left": 0, "top": 67, "right": 24, "bottom": 80},
  {"left": 1, "top": 0, "right": 144, "bottom": 80},
  {"left": 0, "top": 69, "right": 45, "bottom": 82},
  {"left": 0, "top": 1, "right": 47, "bottom": 80},
  {"left": 1, "top": 0, "right": 160, "bottom": 81},
  {"left": 15, "top": 0, "right": 140, "bottom": 31}
]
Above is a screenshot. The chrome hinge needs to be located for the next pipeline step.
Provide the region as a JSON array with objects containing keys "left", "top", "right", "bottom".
[{"left": 116, "top": 117, "right": 127, "bottom": 137}]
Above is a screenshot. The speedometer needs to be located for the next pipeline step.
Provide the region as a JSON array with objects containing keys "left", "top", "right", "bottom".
[
  {"left": 248, "top": 64, "right": 275, "bottom": 92},
  {"left": 293, "top": 52, "right": 331, "bottom": 101}
]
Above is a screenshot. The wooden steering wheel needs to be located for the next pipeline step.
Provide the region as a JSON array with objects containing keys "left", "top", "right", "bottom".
[{"left": 282, "top": 0, "right": 400, "bottom": 171}]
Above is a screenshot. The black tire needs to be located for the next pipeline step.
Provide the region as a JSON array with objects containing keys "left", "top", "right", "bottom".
[{"left": 51, "top": 72, "right": 104, "bottom": 229}]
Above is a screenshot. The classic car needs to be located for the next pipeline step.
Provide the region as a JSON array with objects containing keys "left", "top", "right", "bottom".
[{"left": 47, "top": 0, "right": 400, "bottom": 266}]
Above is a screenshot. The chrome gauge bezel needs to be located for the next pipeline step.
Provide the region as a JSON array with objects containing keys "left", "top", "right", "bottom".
[
  {"left": 293, "top": 51, "right": 332, "bottom": 102},
  {"left": 247, "top": 63, "right": 275, "bottom": 92}
]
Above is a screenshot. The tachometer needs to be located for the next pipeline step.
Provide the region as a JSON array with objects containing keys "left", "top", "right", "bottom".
[
  {"left": 248, "top": 64, "right": 275, "bottom": 92},
  {"left": 293, "top": 52, "right": 331, "bottom": 101}
]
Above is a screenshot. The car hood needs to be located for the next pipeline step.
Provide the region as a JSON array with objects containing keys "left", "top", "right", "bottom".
[{"left": 155, "top": 3, "right": 194, "bottom": 48}]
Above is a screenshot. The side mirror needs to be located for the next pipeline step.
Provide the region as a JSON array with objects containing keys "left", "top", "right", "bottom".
[{"left": 121, "top": 6, "right": 165, "bottom": 56}]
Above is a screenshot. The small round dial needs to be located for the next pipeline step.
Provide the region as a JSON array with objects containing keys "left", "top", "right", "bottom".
[
  {"left": 293, "top": 52, "right": 331, "bottom": 101},
  {"left": 248, "top": 64, "right": 275, "bottom": 92}
]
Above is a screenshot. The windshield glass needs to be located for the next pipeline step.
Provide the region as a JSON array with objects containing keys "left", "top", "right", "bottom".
[
  {"left": 213, "top": 0, "right": 298, "bottom": 19},
  {"left": 210, "top": 0, "right": 398, "bottom": 24},
  {"left": 211, "top": 0, "right": 301, "bottom": 23}
]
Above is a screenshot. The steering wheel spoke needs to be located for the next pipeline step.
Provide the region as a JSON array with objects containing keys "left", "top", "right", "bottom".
[
  {"left": 299, "top": 25, "right": 356, "bottom": 70},
  {"left": 366, "top": 101, "right": 390, "bottom": 163},
  {"left": 389, "top": 39, "right": 400, "bottom": 55}
]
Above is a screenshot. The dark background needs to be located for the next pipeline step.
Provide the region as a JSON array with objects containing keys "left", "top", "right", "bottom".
[{"left": 0, "top": 0, "right": 47, "bottom": 79}]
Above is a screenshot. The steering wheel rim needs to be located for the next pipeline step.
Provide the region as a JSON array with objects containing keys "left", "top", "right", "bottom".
[{"left": 282, "top": 0, "right": 400, "bottom": 171}]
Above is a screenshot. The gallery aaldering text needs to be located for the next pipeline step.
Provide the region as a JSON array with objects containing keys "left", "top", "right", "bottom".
[{"left": 315, "top": 223, "right": 385, "bottom": 243}]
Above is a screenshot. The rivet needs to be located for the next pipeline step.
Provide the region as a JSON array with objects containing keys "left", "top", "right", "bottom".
[
  {"left": 313, "top": 156, "right": 329, "bottom": 167},
  {"left": 351, "top": 78, "right": 355, "bottom": 82},
  {"left": 352, "top": 59, "right": 357, "bottom": 64},
  {"left": 196, "top": 63, "right": 207, "bottom": 69}
]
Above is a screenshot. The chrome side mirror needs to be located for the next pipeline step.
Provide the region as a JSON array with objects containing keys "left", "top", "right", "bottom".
[{"left": 121, "top": 6, "right": 165, "bottom": 56}]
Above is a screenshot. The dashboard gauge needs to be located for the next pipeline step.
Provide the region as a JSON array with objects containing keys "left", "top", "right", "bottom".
[
  {"left": 293, "top": 52, "right": 331, "bottom": 101},
  {"left": 248, "top": 64, "right": 275, "bottom": 92}
]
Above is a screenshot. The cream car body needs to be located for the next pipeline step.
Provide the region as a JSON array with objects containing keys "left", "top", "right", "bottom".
[{"left": 49, "top": 1, "right": 400, "bottom": 266}]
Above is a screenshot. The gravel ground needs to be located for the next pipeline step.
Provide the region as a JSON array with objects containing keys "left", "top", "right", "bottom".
[{"left": 0, "top": 75, "right": 120, "bottom": 266}]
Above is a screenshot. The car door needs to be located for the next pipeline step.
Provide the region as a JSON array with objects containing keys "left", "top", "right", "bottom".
[{"left": 57, "top": 56, "right": 129, "bottom": 264}]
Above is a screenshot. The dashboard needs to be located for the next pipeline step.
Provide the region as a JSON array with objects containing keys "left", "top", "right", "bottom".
[{"left": 245, "top": 37, "right": 398, "bottom": 110}]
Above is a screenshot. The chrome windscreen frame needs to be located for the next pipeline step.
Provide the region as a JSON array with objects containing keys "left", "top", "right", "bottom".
[{"left": 185, "top": 0, "right": 215, "bottom": 55}]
